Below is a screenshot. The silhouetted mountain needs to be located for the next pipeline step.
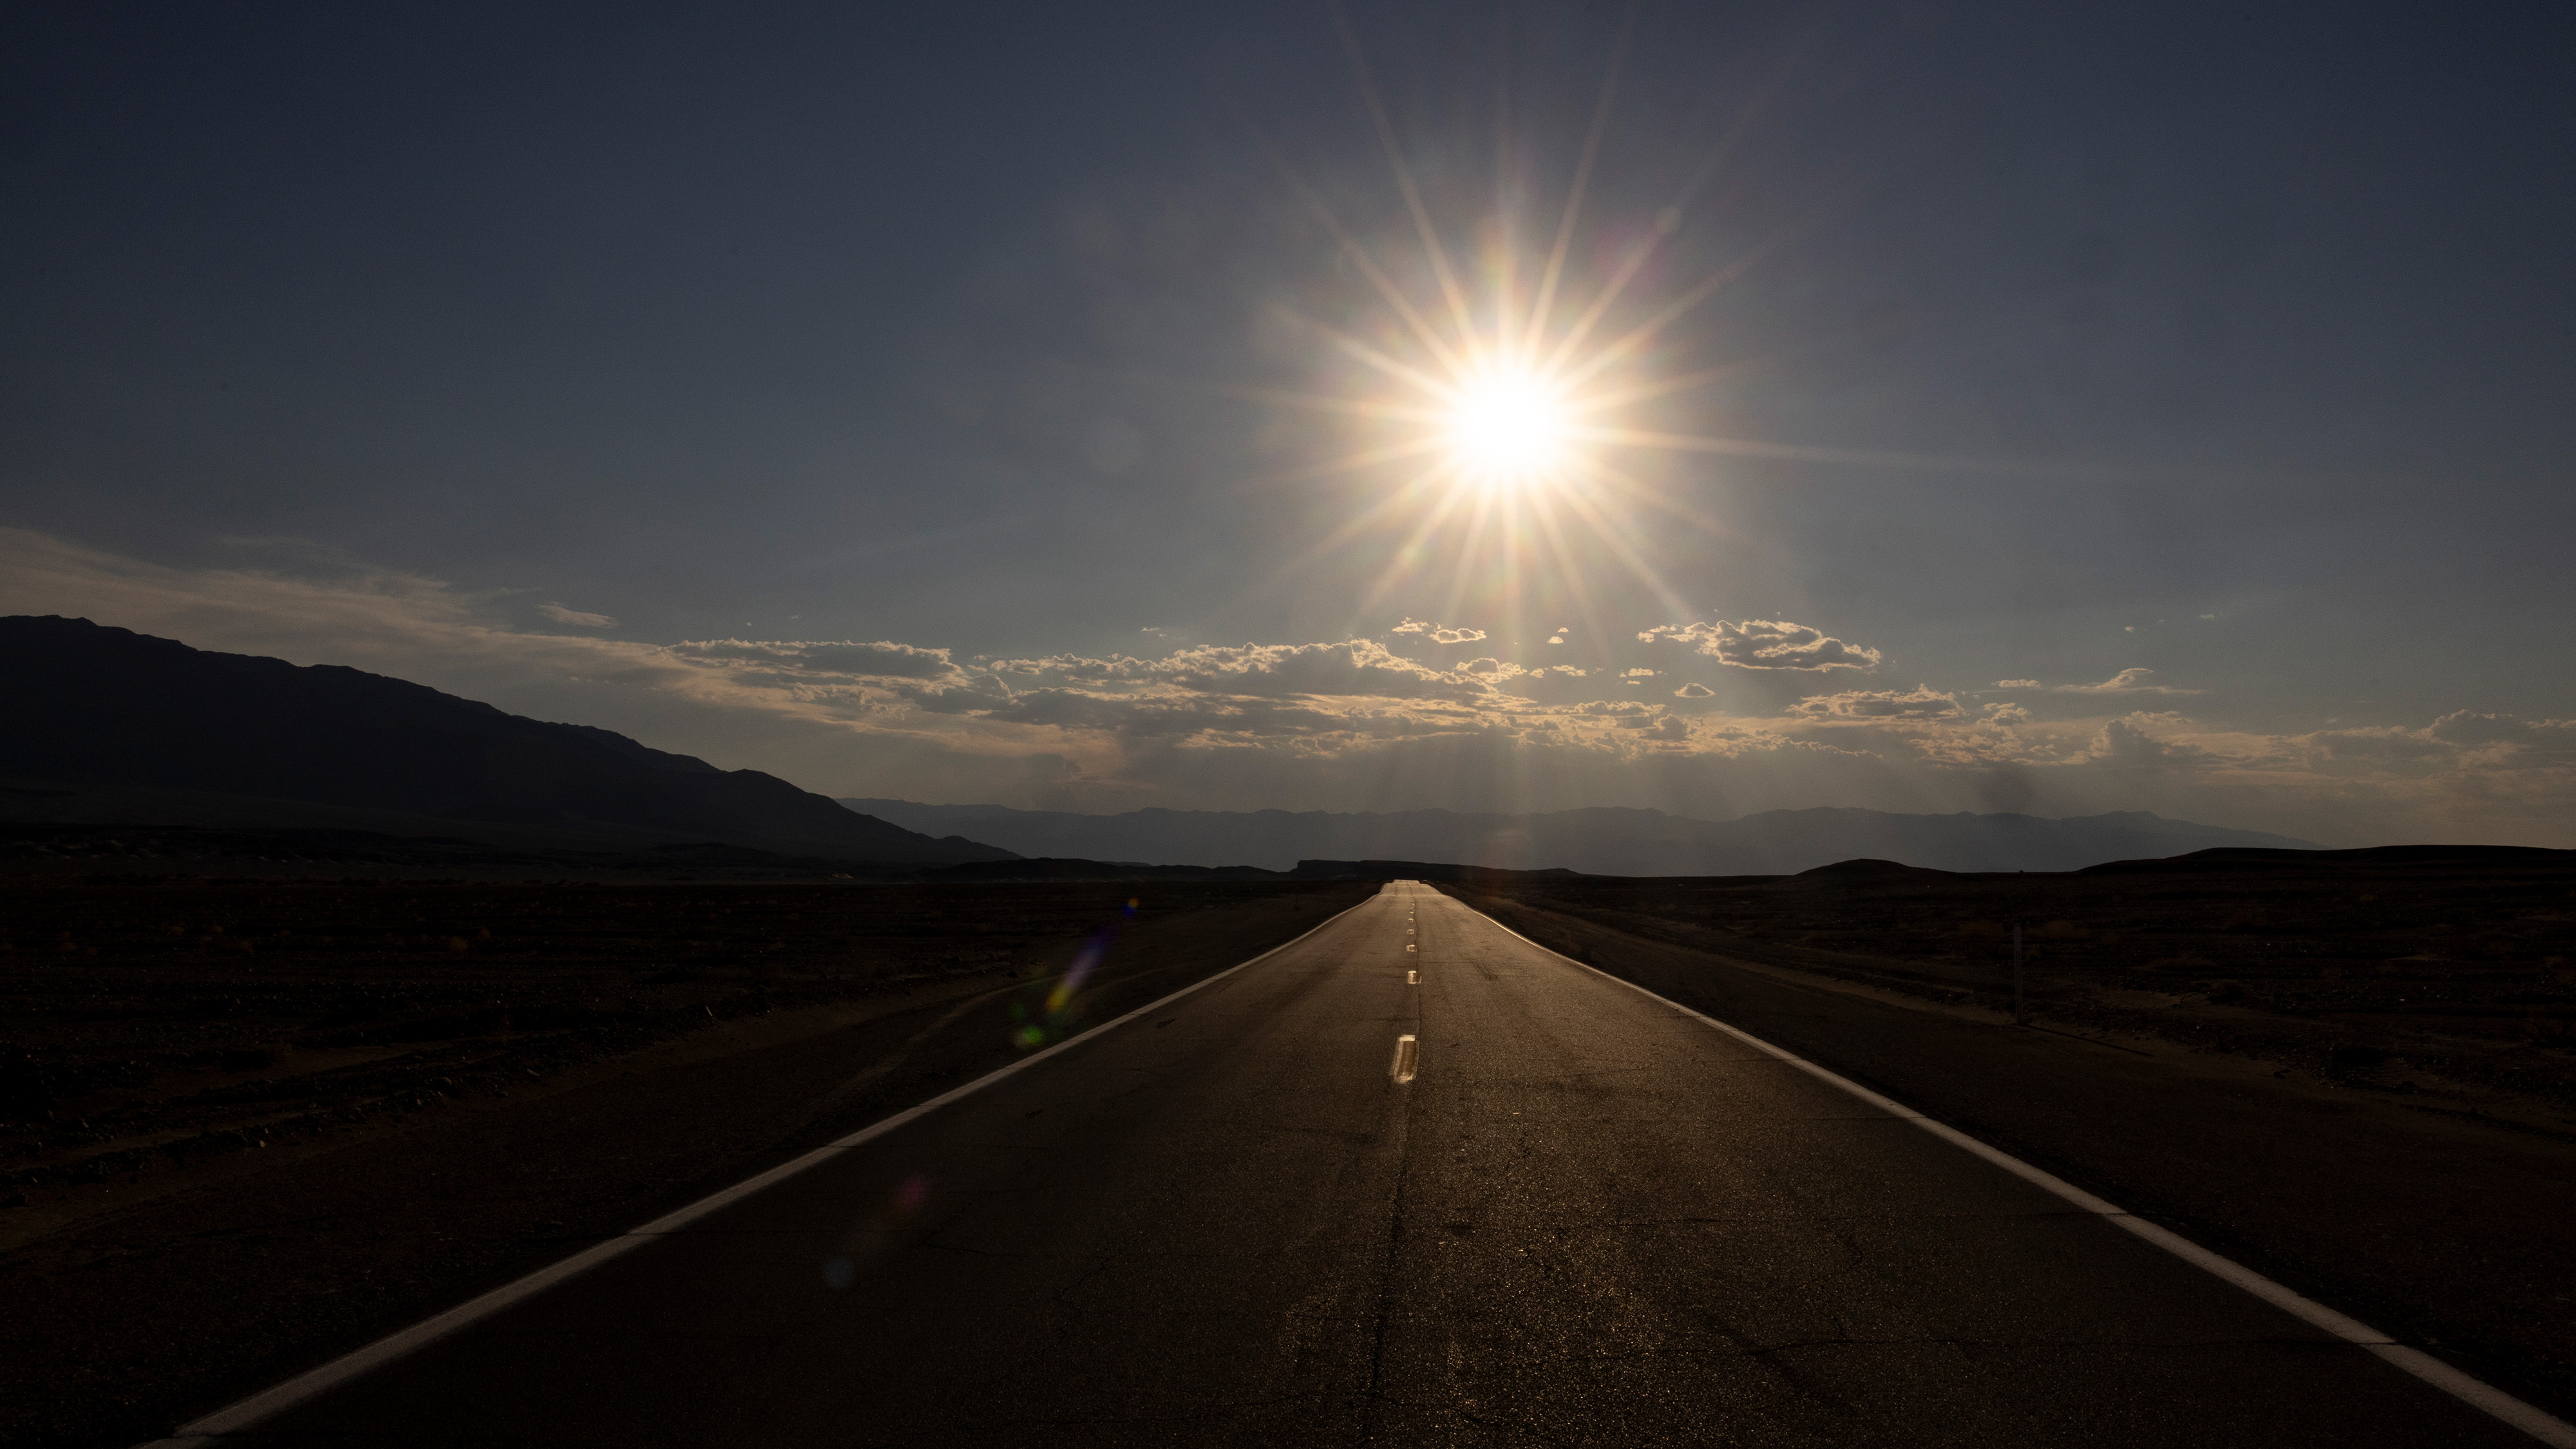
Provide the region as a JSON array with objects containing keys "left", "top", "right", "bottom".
[
  {"left": 841, "top": 799, "right": 2316, "bottom": 876},
  {"left": 2, "top": 616, "right": 1014, "bottom": 866}
]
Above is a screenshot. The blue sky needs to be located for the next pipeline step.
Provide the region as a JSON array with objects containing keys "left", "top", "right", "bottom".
[{"left": 5, "top": 2, "right": 2571, "bottom": 844}]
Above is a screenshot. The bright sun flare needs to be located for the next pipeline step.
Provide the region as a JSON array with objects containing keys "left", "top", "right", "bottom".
[
  {"left": 1244, "top": 18, "right": 1806, "bottom": 624},
  {"left": 1444, "top": 370, "right": 1571, "bottom": 485},
  {"left": 1256, "top": 17, "right": 2092, "bottom": 630}
]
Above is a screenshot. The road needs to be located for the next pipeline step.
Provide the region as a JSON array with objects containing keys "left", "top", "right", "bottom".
[{"left": 176, "top": 882, "right": 2543, "bottom": 1446}]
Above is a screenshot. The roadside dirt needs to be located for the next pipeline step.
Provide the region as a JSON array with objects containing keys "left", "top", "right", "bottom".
[
  {"left": 0, "top": 878, "right": 1372, "bottom": 1449},
  {"left": 1446, "top": 878, "right": 2576, "bottom": 1428}
]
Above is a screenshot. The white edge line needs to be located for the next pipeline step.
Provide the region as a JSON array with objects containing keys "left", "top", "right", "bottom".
[
  {"left": 152, "top": 894, "right": 1379, "bottom": 1444},
  {"left": 1459, "top": 900, "right": 2576, "bottom": 1449}
]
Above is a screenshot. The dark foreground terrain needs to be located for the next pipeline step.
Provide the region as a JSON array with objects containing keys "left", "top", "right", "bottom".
[
  {"left": 1456, "top": 846, "right": 2576, "bottom": 1105},
  {"left": 0, "top": 876, "right": 1371, "bottom": 1448},
  {"left": 10, "top": 848, "right": 2575, "bottom": 1445},
  {"left": 97, "top": 881, "right": 2573, "bottom": 1448},
  {"left": 1447, "top": 846, "right": 2576, "bottom": 1425}
]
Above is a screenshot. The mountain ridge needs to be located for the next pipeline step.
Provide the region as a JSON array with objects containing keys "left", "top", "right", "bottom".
[{"left": 1, "top": 615, "right": 1013, "bottom": 866}]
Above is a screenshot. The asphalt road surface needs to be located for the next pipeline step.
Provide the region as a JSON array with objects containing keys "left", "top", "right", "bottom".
[{"left": 173, "top": 882, "right": 2545, "bottom": 1446}]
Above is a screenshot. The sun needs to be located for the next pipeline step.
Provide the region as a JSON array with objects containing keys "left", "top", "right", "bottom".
[
  {"left": 1240, "top": 13, "right": 1807, "bottom": 623},
  {"left": 1444, "top": 368, "right": 1572, "bottom": 486}
]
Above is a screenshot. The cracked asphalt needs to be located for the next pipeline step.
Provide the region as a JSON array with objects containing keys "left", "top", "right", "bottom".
[{"left": 216, "top": 882, "right": 2537, "bottom": 1446}]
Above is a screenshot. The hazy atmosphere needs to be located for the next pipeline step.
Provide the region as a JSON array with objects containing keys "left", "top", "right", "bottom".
[{"left": 8, "top": 1, "right": 2571, "bottom": 845}]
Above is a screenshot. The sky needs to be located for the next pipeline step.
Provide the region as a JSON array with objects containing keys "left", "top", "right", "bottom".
[{"left": 4, "top": 1, "right": 2572, "bottom": 846}]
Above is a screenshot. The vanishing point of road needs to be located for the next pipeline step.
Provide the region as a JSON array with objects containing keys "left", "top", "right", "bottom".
[{"left": 155, "top": 882, "right": 2556, "bottom": 1446}]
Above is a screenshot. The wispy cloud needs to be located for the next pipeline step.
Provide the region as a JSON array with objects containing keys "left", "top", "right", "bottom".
[
  {"left": 1390, "top": 618, "right": 1488, "bottom": 643},
  {"left": 2002, "top": 667, "right": 2198, "bottom": 695},
  {"left": 1792, "top": 685, "right": 1963, "bottom": 721},
  {"left": 538, "top": 602, "right": 617, "bottom": 628},
  {"left": 676, "top": 638, "right": 964, "bottom": 681}
]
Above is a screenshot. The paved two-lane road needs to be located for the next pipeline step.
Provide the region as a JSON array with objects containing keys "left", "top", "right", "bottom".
[{"left": 190, "top": 882, "right": 2540, "bottom": 1446}]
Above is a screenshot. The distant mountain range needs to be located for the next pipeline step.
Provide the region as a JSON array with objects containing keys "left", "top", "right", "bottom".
[
  {"left": 841, "top": 799, "right": 2317, "bottom": 876},
  {"left": 2, "top": 616, "right": 1013, "bottom": 867},
  {"left": 0, "top": 614, "right": 2321, "bottom": 882}
]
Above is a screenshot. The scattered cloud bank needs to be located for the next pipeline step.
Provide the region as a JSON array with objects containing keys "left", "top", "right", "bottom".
[
  {"left": 1640, "top": 619, "right": 1882, "bottom": 672},
  {"left": 4, "top": 526, "right": 2568, "bottom": 846}
]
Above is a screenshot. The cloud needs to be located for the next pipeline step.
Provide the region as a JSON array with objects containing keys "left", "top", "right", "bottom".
[
  {"left": 2290, "top": 711, "right": 2576, "bottom": 776},
  {"left": 2052, "top": 667, "right": 2196, "bottom": 695},
  {"left": 1624, "top": 667, "right": 1658, "bottom": 678},
  {"left": 1391, "top": 618, "right": 1486, "bottom": 644},
  {"left": 1995, "top": 679, "right": 2040, "bottom": 689},
  {"left": 1790, "top": 685, "right": 1964, "bottom": 721},
  {"left": 2084, "top": 715, "right": 2221, "bottom": 768},
  {"left": 1673, "top": 682, "right": 1713, "bottom": 698},
  {"left": 1639, "top": 619, "right": 1882, "bottom": 672},
  {"left": 1984, "top": 701, "right": 2031, "bottom": 724},
  {"left": 537, "top": 602, "right": 616, "bottom": 629}
]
